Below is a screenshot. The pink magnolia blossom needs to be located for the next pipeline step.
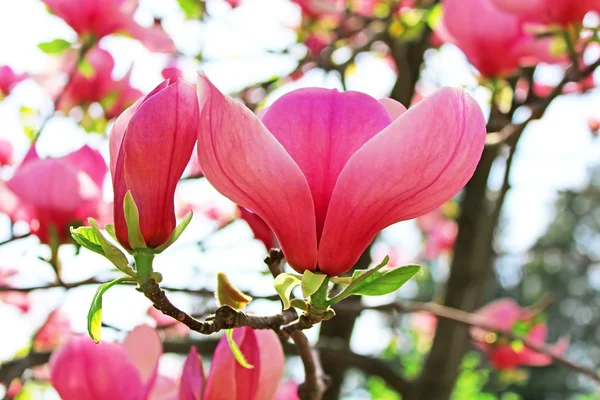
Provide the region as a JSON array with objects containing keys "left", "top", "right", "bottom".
[
  {"left": 33, "top": 310, "right": 72, "bottom": 352},
  {"left": 238, "top": 207, "right": 277, "bottom": 251},
  {"left": 148, "top": 306, "right": 190, "bottom": 337},
  {"left": 0, "top": 269, "right": 30, "bottom": 312},
  {"left": 196, "top": 74, "right": 486, "bottom": 276},
  {"left": 162, "top": 66, "right": 184, "bottom": 82},
  {"left": 491, "top": 0, "right": 600, "bottom": 26},
  {"left": 59, "top": 47, "right": 142, "bottom": 119},
  {"left": 110, "top": 80, "right": 198, "bottom": 249},
  {"left": 41, "top": 0, "right": 175, "bottom": 53},
  {"left": 471, "top": 298, "right": 569, "bottom": 370},
  {"left": 0, "top": 66, "right": 27, "bottom": 97},
  {"left": 202, "top": 327, "right": 285, "bottom": 400},
  {"left": 441, "top": 0, "right": 556, "bottom": 77},
  {"left": 50, "top": 325, "right": 177, "bottom": 400},
  {"left": 0, "top": 145, "right": 107, "bottom": 244},
  {"left": 0, "top": 139, "right": 14, "bottom": 166},
  {"left": 416, "top": 208, "right": 457, "bottom": 259}
]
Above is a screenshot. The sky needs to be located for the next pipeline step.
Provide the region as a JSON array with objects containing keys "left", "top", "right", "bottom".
[{"left": 0, "top": 0, "right": 600, "bottom": 397}]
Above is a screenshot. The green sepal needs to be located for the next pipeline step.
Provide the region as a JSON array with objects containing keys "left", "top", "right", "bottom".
[
  {"left": 70, "top": 226, "right": 104, "bottom": 256},
  {"left": 301, "top": 270, "right": 328, "bottom": 298},
  {"left": 226, "top": 329, "right": 254, "bottom": 369},
  {"left": 104, "top": 224, "right": 118, "bottom": 241},
  {"left": 290, "top": 298, "right": 309, "bottom": 311},
  {"left": 123, "top": 191, "right": 147, "bottom": 250},
  {"left": 87, "top": 277, "right": 132, "bottom": 343},
  {"left": 88, "top": 218, "right": 136, "bottom": 277},
  {"left": 154, "top": 211, "right": 193, "bottom": 253},
  {"left": 273, "top": 273, "right": 302, "bottom": 310}
]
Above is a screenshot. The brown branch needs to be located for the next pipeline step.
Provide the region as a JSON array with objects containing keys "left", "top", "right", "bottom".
[
  {"left": 0, "top": 233, "right": 31, "bottom": 247},
  {"left": 291, "top": 331, "right": 328, "bottom": 400}
]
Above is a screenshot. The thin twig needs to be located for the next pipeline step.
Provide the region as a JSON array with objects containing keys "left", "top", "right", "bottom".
[
  {"left": 291, "top": 331, "right": 328, "bottom": 400},
  {"left": 0, "top": 234, "right": 31, "bottom": 247}
]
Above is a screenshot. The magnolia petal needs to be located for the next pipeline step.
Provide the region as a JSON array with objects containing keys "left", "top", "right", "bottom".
[
  {"left": 178, "top": 347, "right": 204, "bottom": 400},
  {"left": 203, "top": 330, "right": 242, "bottom": 400},
  {"left": 49, "top": 336, "right": 145, "bottom": 400},
  {"left": 318, "top": 88, "right": 486, "bottom": 275},
  {"left": 262, "top": 88, "right": 391, "bottom": 240},
  {"left": 253, "top": 329, "right": 285, "bottom": 400},
  {"left": 149, "top": 376, "right": 179, "bottom": 400},
  {"left": 378, "top": 97, "right": 407, "bottom": 120},
  {"left": 62, "top": 145, "right": 108, "bottom": 188},
  {"left": 196, "top": 74, "right": 317, "bottom": 272},
  {"left": 122, "top": 325, "right": 162, "bottom": 388}
]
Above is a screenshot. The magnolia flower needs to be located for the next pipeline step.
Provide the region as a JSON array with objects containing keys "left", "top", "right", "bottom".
[
  {"left": 50, "top": 325, "right": 178, "bottom": 400},
  {"left": 0, "top": 145, "right": 107, "bottom": 244},
  {"left": 471, "top": 298, "right": 569, "bottom": 370},
  {"left": 440, "top": 0, "right": 557, "bottom": 77},
  {"left": 181, "top": 327, "right": 285, "bottom": 400},
  {"left": 59, "top": 47, "right": 142, "bottom": 119},
  {"left": 196, "top": 74, "right": 485, "bottom": 276},
  {"left": 238, "top": 206, "right": 277, "bottom": 251},
  {"left": 41, "top": 0, "right": 175, "bottom": 53},
  {"left": 0, "top": 269, "right": 30, "bottom": 312},
  {"left": 0, "top": 139, "right": 14, "bottom": 166},
  {"left": 110, "top": 79, "right": 198, "bottom": 250}
]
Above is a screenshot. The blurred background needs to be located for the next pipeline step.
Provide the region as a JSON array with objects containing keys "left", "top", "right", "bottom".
[{"left": 0, "top": 0, "right": 600, "bottom": 398}]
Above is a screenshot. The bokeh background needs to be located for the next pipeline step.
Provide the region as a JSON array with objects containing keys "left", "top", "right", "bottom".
[{"left": 1, "top": 0, "right": 600, "bottom": 398}]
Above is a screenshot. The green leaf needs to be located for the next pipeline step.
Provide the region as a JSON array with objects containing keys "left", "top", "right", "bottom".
[
  {"left": 327, "top": 256, "right": 391, "bottom": 305},
  {"left": 154, "top": 211, "right": 193, "bottom": 253},
  {"left": 177, "top": 0, "right": 203, "bottom": 19},
  {"left": 273, "top": 273, "right": 301, "bottom": 309},
  {"left": 105, "top": 224, "right": 117, "bottom": 241},
  {"left": 350, "top": 265, "right": 421, "bottom": 296},
  {"left": 38, "top": 38, "right": 71, "bottom": 54},
  {"left": 301, "top": 270, "right": 328, "bottom": 298},
  {"left": 216, "top": 272, "right": 252, "bottom": 309},
  {"left": 123, "top": 191, "right": 147, "bottom": 250},
  {"left": 89, "top": 218, "right": 136, "bottom": 277},
  {"left": 87, "top": 277, "right": 131, "bottom": 343},
  {"left": 70, "top": 226, "right": 105, "bottom": 256},
  {"left": 78, "top": 59, "right": 95, "bottom": 78},
  {"left": 226, "top": 329, "right": 254, "bottom": 369}
]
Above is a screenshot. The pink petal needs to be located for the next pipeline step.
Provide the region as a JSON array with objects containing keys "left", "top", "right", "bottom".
[
  {"left": 274, "top": 382, "right": 300, "bottom": 400},
  {"left": 178, "top": 347, "right": 204, "bottom": 400},
  {"left": 262, "top": 88, "right": 391, "bottom": 241},
  {"left": 318, "top": 88, "right": 485, "bottom": 275},
  {"left": 378, "top": 98, "right": 407, "bottom": 120},
  {"left": 196, "top": 74, "right": 317, "bottom": 272},
  {"left": 113, "top": 80, "right": 198, "bottom": 248},
  {"left": 125, "top": 22, "right": 177, "bottom": 53},
  {"left": 0, "top": 139, "right": 14, "bottom": 166},
  {"left": 203, "top": 332, "right": 241, "bottom": 400},
  {"left": 149, "top": 376, "right": 179, "bottom": 400},
  {"left": 253, "top": 329, "right": 285, "bottom": 400},
  {"left": 238, "top": 207, "right": 277, "bottom": 250},
  {"left": 50, "top": 336, "right": 145, "bottom": 400},
  {"left": 62, "top": 145, "right": 108, "bottom": 189},
  {"left": 122, "top": 325, "right": 162, "bottom": 387}
]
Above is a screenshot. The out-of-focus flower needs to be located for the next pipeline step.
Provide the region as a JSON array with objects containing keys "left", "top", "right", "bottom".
[
  {"left": 110, "top": 80, "right": 198, "bottom": 250},
  {"left": 0, "top": 269, "right": 30, "bottom": 312},
  {"left": 41, "top": 0, "right": 175, "bottom": 52},
  {"left": 0, "top": 65, "right": 27, "bottom": 97},
  {"left": 33, "top": 309, "right": 72, "bottom": 352},
  {"left": 588, "top": 117, "right": 600, "bottom": 136},
  {"left": 274, "top": 381, "right": 300, "bottom": 400},
  {"left": 50, "top": 325, "right": 178, "bottom": 400},
  {"left": 196, "top": 74, "right": 486, "bottom": 276},
  {"left": 440, "top": 0, "right": 557, "bottom": 77},
  {"left": 411, "top": 312, "right": 437, "bottom": 351},
  {"left": 471, "top": 298, "right": 569, "bottom": 370},
  {"left": 162, "top": 65, "right": 184, "bottom": 82},
  {"left": 0, "top": 145, "right": 107, "bottom": 244},
  {"left": 59, "top": 47, "right": 142, "bottom": 119},
  {"left": 203, "top": 327, "right": 285, "bottom": 400},
  {"left": 148, "top": 306, "right": 190, "bottom": 337},
  {"left": 416, "top": 208, "right": 457, "bottom": 259},
  {"left": 0, "top": 139, "right": 14, "bottom": 166},
  {"left": 294, "top": 0, "right": 346, "bottom": 18},
  {"left": 491, "top": 0, "right": 600, "bottom": 26}
]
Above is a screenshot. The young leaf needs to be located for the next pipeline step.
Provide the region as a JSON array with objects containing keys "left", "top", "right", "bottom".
[
  {"left": 301, "top": 270, "right": 328, "bottom": 298},
  {"left": 154, "top": 211, "right": 193, "bottom": 253},
  {"left": 123, "top": 191, "right": 147, "bottom": 250},
  {"left": 38, "top": 38, "right": 71, "bottom": 54},
  {"left": 273, "top": 273, "right": 302, "bottom": 309},
  {"left": 226, "top": 329, "right": 254, "bottom": 369},
  {"left": 350, "top": 265, "right": 421, "bottom": 296},
  {"left": 327, "top": 256, "right": 392, "bottom": 305},
  {"left": 216, "top": 272, "right": 252, "bottom": 310},
  {"left": 104, "top": 223, "right": 118, "bottom": 241},
  {"left": 88, "top": 218, "right": 136, "bottom": 277},
  {"left": 87, "top": 277, "right": 131, "bottom": 343},
  {"left": 70, "top": 226, "right": 104, "bottom": 256}
]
